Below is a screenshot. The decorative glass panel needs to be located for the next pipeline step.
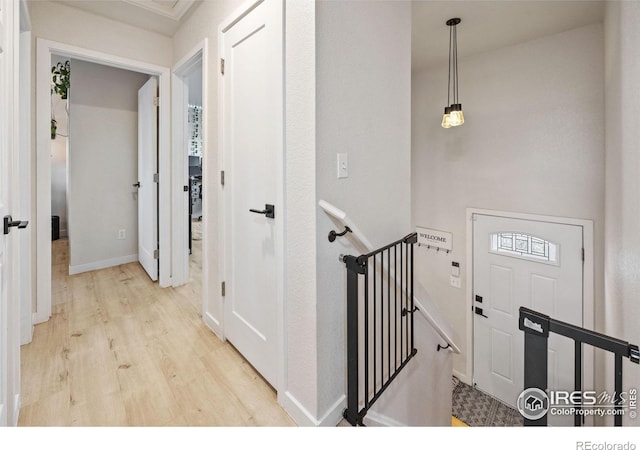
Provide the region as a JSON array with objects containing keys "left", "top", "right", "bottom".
[{"left": 490, "top": 232, "right": 558, "bottom": 265}]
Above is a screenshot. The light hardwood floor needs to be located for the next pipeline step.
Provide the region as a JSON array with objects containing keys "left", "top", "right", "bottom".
[{"left": 19, "top": 234, "right": 295, "bottom": 426}]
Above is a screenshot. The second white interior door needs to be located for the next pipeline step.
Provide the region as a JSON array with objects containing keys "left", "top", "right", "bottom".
[
  {"left": 137, "top": 76, "right": 158, "bottom": 281},
  {"left": 222, "top": 0, "right": 283, "bottom": 387}
]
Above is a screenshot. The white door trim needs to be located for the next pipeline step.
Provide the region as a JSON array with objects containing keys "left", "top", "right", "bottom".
[
  {"left": 35, "top": 39, "right": 172, "bottom": 324},
  {"left": 18, "top": 27, "right": 32, "bottom": 345},
  {"left": 217, "top": 0, "right": 285, "bottom": 394},
  {"left": 465, "top": 208, "right": 595, "bottom": 401},
  {"left": 171, "top": 39, "right": 208, "bottom": 289}
]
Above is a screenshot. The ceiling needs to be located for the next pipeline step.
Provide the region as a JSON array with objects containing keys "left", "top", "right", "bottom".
[
  {"left": 48, "top": 1, "right": 604, "bottom": 60},
  {"left": 55, "top": 0, "right": 200, "bottom": 36},
  {"left": 412, "top": 1, "right": 605, "bottom": 71}
]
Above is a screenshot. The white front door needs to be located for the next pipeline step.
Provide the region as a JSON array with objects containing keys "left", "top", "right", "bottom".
[
  {"left": 473, "top": 214, "right": 583, "bottom": 424},
  {"left": 137, "top": 77, "right": 158, "bottom": 281},
  {"left": 221, "top": 0, "right": 283, "bottom": 387}
]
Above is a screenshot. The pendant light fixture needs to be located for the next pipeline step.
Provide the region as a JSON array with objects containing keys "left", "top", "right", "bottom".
[{"left": 442, "top": 18, "right": 464, "bottom": 128}]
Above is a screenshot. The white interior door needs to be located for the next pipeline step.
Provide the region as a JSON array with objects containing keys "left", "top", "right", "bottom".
[
  {"left": 222, "top": 0, "right": 283, "bottom": 387},
  {"left": 137, "top": 77, "right": 158, "bottom": 281},
  {"left": 0, "top": 0, "right": 8, "bottom": 425},
  {"left": 0, "top": 0, "right": 20, "bottom": 426},
  {"left": 473, "top": 214, "right": 583, "bottom": 425}
]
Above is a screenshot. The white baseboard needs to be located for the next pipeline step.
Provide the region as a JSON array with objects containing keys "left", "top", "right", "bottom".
[
  {"left": 453, "top": 368, "right": 469, "bottom": 385},
  {"left": 279, "top": 391, "right": 318, "bottom": 426},
  {"left": 12, "top": 394, "right": 20, "bottom": 426},
  {"left": 69, "top": 254, "right": 138, "bottom": 275},
  {"left": 203, "top": 311, "right": 223, "bottom": 341},
  {"left": 279, "top": 391, "right": 345, "bottom": 427},
  {"left": 34, "top": 311, "right": 49, "bottom": 325},
  {"left": 363, "top": 410, "right": 404, "bottom": 427},
  {"left": 317, "top": 395, "right": 346, "bottom": 426}
]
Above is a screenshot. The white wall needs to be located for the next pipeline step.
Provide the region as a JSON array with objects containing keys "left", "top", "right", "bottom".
[
  {"left": 604, "top": 1, "right": 640, "bottom": 427},
  {"left": 28, "top": 1, "right": 172, "bottom": 67},
  {"left": 51, "top": 55, "right": 69, "bottom": 237},
  {"left": 186, "top": 60, "right": 202, "bottom": 107},
  {"left": 412, "top": 24, "right": 605, "bottom": 381},
  {"left": 282, "top": 0, "right": 318, "bottom": 424},
  {"left": 315, "top": 0, "right": 413, "bottom": 421},
  {"left": 68, "top": 59, "right": 149, "bottom": 271}
]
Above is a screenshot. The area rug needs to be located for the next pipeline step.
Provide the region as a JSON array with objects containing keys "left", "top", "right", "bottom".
[{"left": 452, "top": 377, "right": 523, "bottom": 427}]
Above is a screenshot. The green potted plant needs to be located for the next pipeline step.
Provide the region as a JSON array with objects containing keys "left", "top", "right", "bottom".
[
  {"left": 51, "top": 60, "right": 70, "bottom": 140},
  {"left": 51, "top": 61, "right": 70, "bottom": 99}
]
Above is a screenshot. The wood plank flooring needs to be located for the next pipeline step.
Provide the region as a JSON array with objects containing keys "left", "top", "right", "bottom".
[{"left": 19, "top": 236, "right": 295, "bottom": 426}]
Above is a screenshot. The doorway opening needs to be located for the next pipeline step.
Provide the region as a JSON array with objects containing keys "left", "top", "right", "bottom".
[
  {"left": 35, "top": 39, "right": 172, "bottom": 324},
  {"left": 172, "top": 45, "right": 205, "bottom": 312},
  {"left": 171, "top": 42, "right": 206, "bottom": 320},
  {"left": 49, "top": 56, "right": 158, "bottom": 308}
]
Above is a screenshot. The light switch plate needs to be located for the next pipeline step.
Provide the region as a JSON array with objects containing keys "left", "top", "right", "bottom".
[
  {"left": 337, "top": 153, "right": 348, "bottom": 179},
  {"left": 450, "top": 275, "right": 461, "bottom": 289}
]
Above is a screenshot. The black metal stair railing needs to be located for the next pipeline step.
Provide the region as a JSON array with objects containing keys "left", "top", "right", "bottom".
[
  {"left": 342, "top": 233, "right": 418, "bottom": 426},
  {"left": 519, "top": 307, "right": 640, "bottom": 427}
]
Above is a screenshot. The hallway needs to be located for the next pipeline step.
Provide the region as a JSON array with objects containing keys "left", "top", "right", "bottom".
[{"left": 19, "top": 239, "right": 294, "bottom": 426}]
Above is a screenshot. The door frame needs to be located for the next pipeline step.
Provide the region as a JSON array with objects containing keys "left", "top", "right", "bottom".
[
  {"left": 35, "top": 39, "right": 172, "bottom": 323},
  {"left": 18, "top": 1, "right": 32, "bottom": 345},
  {"left": 466, "top": 208, "right": 595, "bottom": 400},
  {"left": 217, "top": 0, "right": 286, "bottom": 395},
  {"left": 171, "top": 39, "right": 208, "bottom": 289}
]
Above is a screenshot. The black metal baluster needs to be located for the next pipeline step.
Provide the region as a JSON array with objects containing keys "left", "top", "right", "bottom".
[
  {"left": 394, "top": 245, "right": 398, "bottom": 371},
  {"left": 405, "top": 241, "right": 409, "bottom": 357},
  {"left": 364, "top": 261, "right": 369, "bottom": 410},
  {"left": 380, "top": 251, "right": 385, "bottom": 386},
  {"left": 400, "top": 243, "right": 403, "bottom": 361},
  {"left": 373, "top": 255, "right": 377, "bottom": 397},
  {"left": 574, "top": 341, "right": 582, "bottom": 426},
  {"left": 614, "top": 354, "right": 623, "bottom": 427},
  {"left": 410, "top": 241, "right": 415, "bottom": 354},
  {"left": 388, "top": 248, "right": 391, "bottom": 380}
]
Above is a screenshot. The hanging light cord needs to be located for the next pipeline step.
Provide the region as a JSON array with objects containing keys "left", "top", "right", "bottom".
[
  {"left": 447, "top": 23, "right": 452, "bottom": 107},
  {"left": 454, "top": 22, "right": 459, "bottom": 105}
]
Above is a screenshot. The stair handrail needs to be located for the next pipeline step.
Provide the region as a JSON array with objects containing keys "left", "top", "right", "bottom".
[{"left": 319, "top": 199, "right": 461, "bottom": 354}]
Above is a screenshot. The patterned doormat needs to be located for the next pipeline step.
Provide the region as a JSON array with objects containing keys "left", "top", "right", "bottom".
[{"left": 452, "top": 377, "right": 523, "bottom": 427}]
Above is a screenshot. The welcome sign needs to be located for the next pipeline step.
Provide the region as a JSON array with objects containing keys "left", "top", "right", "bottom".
[{"left": 416, "top": 227, "right": 453, "bottom": 251}]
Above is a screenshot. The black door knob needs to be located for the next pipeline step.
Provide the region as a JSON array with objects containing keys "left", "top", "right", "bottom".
[
  {"left": 249, "top": 204, "right": 275, "bottom": 219},
  {"left": 4, "top": 215, "right": 29, "bottom": 235}
]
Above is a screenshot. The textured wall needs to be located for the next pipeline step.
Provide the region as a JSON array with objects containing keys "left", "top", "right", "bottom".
[
  {"left": 412, "top": 24, "right": 605, "bottom": 381},
  {"left": 604, "top": 1, "right": 640, "bottom": 427},
  {"left": 316, "top": 0, "right": 412, "bottom": 420}
]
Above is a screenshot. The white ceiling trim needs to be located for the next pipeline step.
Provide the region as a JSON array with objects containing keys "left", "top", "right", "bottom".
[{"left": 122, "top": 0, "right": 196, "bottom": 20}]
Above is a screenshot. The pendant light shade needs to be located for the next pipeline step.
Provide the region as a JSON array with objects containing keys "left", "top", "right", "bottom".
[
  {"left": 442, "top": 18, "right": 464, "bottom": 128},
  {"left": 441, "top": 106, "right": 452, "bottom": 128}
]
